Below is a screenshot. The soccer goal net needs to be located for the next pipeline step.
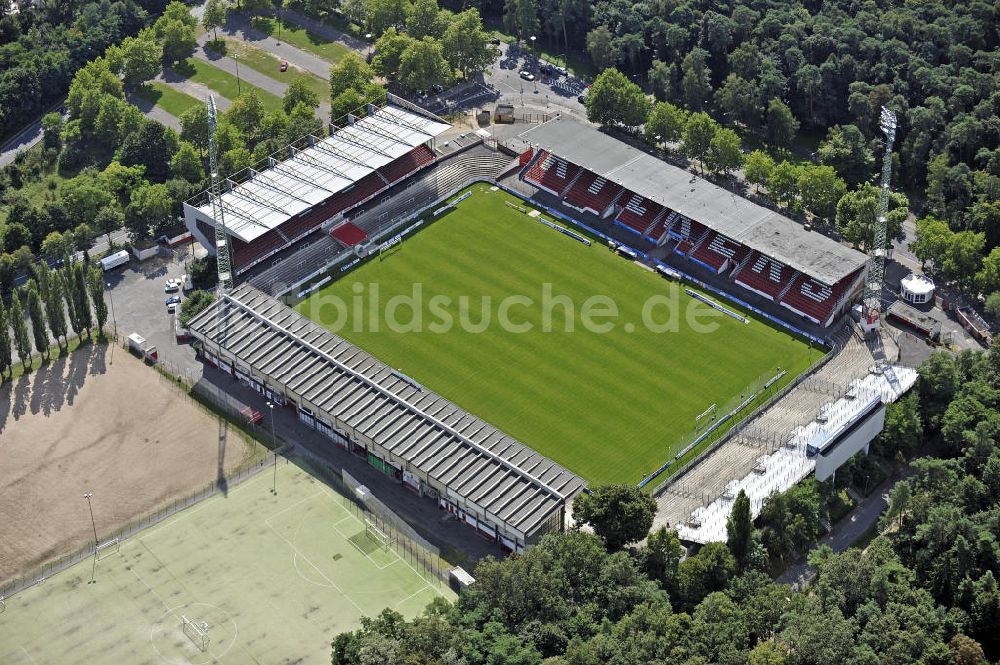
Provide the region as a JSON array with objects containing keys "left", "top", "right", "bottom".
[
  {"left": 365, "top": 519, "right": 391, "bottom": 551},
  {"left": 95, "top": 538, "right": 120, "bottom": 562},
  {"left": 0, "top": 596, "right": 6, "bottom": 613},
  {"left": 181, "top": 615, "right": 210, "bottom": 653}
]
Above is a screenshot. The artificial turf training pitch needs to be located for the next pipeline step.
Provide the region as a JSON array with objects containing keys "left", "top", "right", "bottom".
[{"left": 298, "top": 185, "right": 816, "bottom": 485}]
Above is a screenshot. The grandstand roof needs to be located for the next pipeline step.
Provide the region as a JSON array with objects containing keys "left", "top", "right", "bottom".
[
  {"left": 193, "top": 105, "right": 449, "bottom": 244},
  {"left": 518, "top": 118, "right": 868, "bottom": 285},
  {"left": 187, "top": 285, "right": 586, "bottom": 540}
]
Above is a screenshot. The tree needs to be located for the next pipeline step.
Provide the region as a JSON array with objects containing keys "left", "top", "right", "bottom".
[
  {"left": 180, "top": 105, "right": 210, "bottom": 153},
  {"left": 170, "top": 141, "right": 204, "bottom": 182},
  {"left": 202, "top": 0, "right": 227, "bottom": 40},
  {"left": 40, "top": 231, "right": 73, "bottom": 261},
  {"left": 285, "top": 102, "right": 323, "bottom": 142},
  {"left": 372, "top": 28, "right": 414, "bottom": 78},
  {"left": 726, "top": 490, "right": 753, "bottom": 565},
  {"left": 283, "top": 78, "right": 320, "bottom": 114},
  {"left": 942, "top": 231, "right": 985, "bottom": 290},
  {"left": 24, "top": 281, "right": 48, "bottom": 358},
  {"left": 441, "top": 9, "right": 494, "bottom": 80},
  {"left": 642, "top": 526, "right": 682, "bottom": 592},
  {"left": 975, "top": 247, "right": 1000, "bottom": 295},
  {"left": 585, "top": 68, "right": 648, "bottom": 129},
  {"left": 986, "top": 292, "right": 1000, "bottom": 323},
  {"left": 227, "top": 90, "right": 266, "bottom": 141},
  {"left": 398, "top": 37, "right": 451, "bottom": 92},
  {"left": 586, "top": 26, "right": 616, "bottom": 71},
  {"left": 118, "top": 120, "right": 176, "bottom": 182},
  {"left": 86, "top": 267, "right": 109, "bottom": 337},
  {"left": 767, "top": 161, "right": 800, "bottom": 207},
  {"left": 706, "top": 127, "right": 743, "bottom": 177},
  {"left": 765, "top": 98, "right": 799, "bottom": 149},
  {"left": 834, "top": 182, "right": 907, "bottom": 252},
  {"left": 406, "top": 0, "right": 449, "bottom": 39},
  {"left": 744, "top": 150, "right": 775, "bottom": 194},
  {"left": 648, "top": 60, "right": 672, "bottom": 101},
  {"left": 179, "top": 289, "right": 216, "bottom": 325},
  {"left": 219, "top": 146, "right": 252, "bottom": 178},
  {"left": 36, "top": 262, "right": 67, "bottom": 349},
  {"left": 117, "top": 33, "right": 162, "bottom": 87},
  {"left": 62, "top": 174, "right": 115, "bottom": 227},
  {"left": 572, "top": 483, "right": 655, "bottom": 551},
  {"left": 71, "top": 262, "right": 92, "bottom": 339},
  {"left": 10, "top": 291, "right": 31, "bottom": 370},
  {"left": 681, "top": 48, "right": 712, "bottom": 110},
  {"left": 645, "top": 101, "right": 686, "bottom": 146},
  {"left": 715, "top": 74, "right": 758, "bottom": 128},
  {"left": 41, "top": 112, "right": 63, "bottom": 151},
  {"left": 61, "top": 267, "right": 80, "bottom": 340},
  {"left": 125, "top": 183, "right": 173, "bottom": 241},
  {"left": 330, "top": 88, "right": 365, "bottom": 126},
  {"left": 503, "top": 0, "right": 539, "bottom": 41},
  {"left": 797, "top": 165, "right": 847, "bottom": 222},
  {"left": 159, "top": 18, "right": 197, "bottom": 64},
  {"left": 365, "top": 0, "right": 409, "bottom": 35},
  {"left": 681, "top": 112, "right": 718, "bottom": 173},
  {"left": 817, "top": 124, "right": 874, "bottom": 188},
  {"left": 330, "top": 53, "right": 374, "bottom": 101},
  {"left": 910, "top": 216, "right": 952, "bottom": 270},
  {"left": 0, "top": 299, "right": 11, "bottom": 378}
]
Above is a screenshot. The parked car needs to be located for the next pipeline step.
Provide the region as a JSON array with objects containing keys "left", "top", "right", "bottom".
[
  {"left": 165, "top": 295, "right": 181, "bottom": 307},
  {"left": 577, "top": 94, "right": 586, "bottom": 104},
  {"left": 431, "top": 84, "right": 444, "bottom": 94},
  {"left": 167, "top": 301, "right": 181, "bottom": 314},
  {"left": 539, "top": 64, "right": 553, "bottom": 75},
  {"left": 519, "top": 71, "right": 535, "bottom": 81},
  {"left": 164, "top": 278, "right": 180, "bottom": 293},
  {"left": 279, "top": 60, "right": 288, "bottom": 72}
]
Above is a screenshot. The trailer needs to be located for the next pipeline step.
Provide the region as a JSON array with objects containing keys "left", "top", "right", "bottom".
[
  {"left": 127, "top": 333, "right": 158, "bottom": 363},
  {"left": 99, "top": 250, "right": 130, "bottom": 272}
]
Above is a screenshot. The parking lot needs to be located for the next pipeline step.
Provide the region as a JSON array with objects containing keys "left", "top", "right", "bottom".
[{"left": 488, "top": 41, "right": 590, "bottom": 118}]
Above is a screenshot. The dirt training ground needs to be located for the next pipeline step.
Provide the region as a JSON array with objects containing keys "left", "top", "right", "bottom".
[{"left": 0, "top": 342, "right": 259, "bottom": 587}]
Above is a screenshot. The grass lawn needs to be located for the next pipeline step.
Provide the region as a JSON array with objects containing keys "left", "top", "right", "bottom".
[
  {"left": 175, "top": 58, "right": 284, "bottom": 113},
  {"left": 297, "top": 185, "right": 814, "bottom": 485},
  {"left": 135, "top": 82, "right": 202, "bottom": 117},
  {"left": 208, "top": 38, "right": 329, "bottom": 104},
  {"left": 0, "top": 459, "right": 450, "bottom": 665},
  {"left": 250, "top": 16, "right": 352, "bottom": 64}
]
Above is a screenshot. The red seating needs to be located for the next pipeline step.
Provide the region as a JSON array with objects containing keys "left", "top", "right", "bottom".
[
  {"left": 523, "top": 151, "right": 580, "bottom": 195},
  {"left": 616, "top": 193, "right": 664, "bottom": 234},
  {"left": 689, "top": 231, "right": 750, "bottom": 273},
  {"left": 232, "top": 231, "right": 287, "bottom": 270},
  {"left": 563, "top": 171, "right": 622, "bottom": 216},
  {"left": 670, "top": 216, "right": 708, "bottom": 243},
  {"left": 377, "top": 145, "right": 436, "bottom": 185},
  {"left": 780, "top": 272, "right": 857, "bottom": 324},
  {"left": 734, "top": 251, "right": 797, "bottom": 300}
]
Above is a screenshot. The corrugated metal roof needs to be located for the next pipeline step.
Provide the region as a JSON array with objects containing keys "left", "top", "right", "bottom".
[
  {"left": 187, "top": 285, "right": 586, "bottom": 538},
  {"left": 518, "top": 118, "right": 868, "bottom": 286},
  {"left": 195, "top": 105, "right": 450, "bottom": 244}
]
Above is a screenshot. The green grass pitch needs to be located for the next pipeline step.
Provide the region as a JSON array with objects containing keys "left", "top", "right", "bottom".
[
  {"left": 298, "top": 185, "right": 816, "bottom": 485},
  {"left": 0, "top": 460, "right": 451, "bottom": 665}
]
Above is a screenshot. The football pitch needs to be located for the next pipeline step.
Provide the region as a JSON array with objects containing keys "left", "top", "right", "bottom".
[
  {"left": 298, "top": 185, "right": 816, "bottom": 485},
  {"left": 0, "top": 459, "right": 451, "bottom": 665}
]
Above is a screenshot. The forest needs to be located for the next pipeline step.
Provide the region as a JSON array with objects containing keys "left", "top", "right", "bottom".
[{"left": 330, "top": 341, "right": 1000, "bottom": 665}]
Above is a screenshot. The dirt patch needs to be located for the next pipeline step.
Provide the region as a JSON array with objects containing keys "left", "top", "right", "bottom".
[{"left": 0, "top": 343, "right": 258, "bottom": 587}]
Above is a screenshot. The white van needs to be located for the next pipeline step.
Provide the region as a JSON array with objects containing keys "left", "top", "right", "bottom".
[{"left": 99, "top": 249, "right": 130, "bottom": 271}]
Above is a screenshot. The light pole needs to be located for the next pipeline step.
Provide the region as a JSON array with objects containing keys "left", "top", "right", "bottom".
[
  {"left": 365, "top": 33, "right": 372, "bottom": 60},
  {"left": 106, "top": 282, "right": 117, "bottom": 364},
  {"left": 234, "top": 54, "right": 241, "bottom": 96},
  {"left": 268, "top": 402, "right": 277, "bottom": 495},
  {"left": 83, "top": 493, "right": 98, "bottom": 584}
]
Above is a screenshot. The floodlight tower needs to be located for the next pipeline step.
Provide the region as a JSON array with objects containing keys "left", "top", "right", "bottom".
[
  {"left": 206, "top": 96, "right": 233, "bottom": 293},
  {"left": 861, "top": 106, "right": 897, "bottom": 335}
]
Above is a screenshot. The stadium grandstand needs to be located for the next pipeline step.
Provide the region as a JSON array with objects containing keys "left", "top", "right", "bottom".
[
  {"left": 183, "top": 100, "right": 450, "bottom": 277},
  {"left": 512, "top": 118, "right": 869, "bottom": 328},
  {"left": 186, "top": 284, "right": 586, "bottom": 551}
]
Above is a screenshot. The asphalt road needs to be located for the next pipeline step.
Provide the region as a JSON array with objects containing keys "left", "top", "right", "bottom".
[{"left": 487, "top": 42, "right": 589, "bottom": 121}]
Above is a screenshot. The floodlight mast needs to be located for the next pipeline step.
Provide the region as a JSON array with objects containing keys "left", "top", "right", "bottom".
[
  {"left": 861, "top": 106, "right": 897, "bottom": 333},
  {"left": 207, "top": 96, "right": 233, "bottom": 293}
]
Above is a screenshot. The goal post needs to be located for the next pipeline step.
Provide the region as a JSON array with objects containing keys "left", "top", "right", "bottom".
[
  {"left": 95, "top": 538, "right": 120, "bottom": 561},
  {"left": 365, "top": 518, "right": 391, "bottom": 551},
  {"left": 181, "top": 615, "right": 210, "bottom": 652}
]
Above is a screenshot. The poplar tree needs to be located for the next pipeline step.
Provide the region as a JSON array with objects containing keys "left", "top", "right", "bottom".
[
  {"left": 25, "top": 280, "right": 49, "bottom": 360},
  {"left": 10, "top": 292, "right": 32, "bottom": 370},
  {"left": 73, "top": 263, "right": 92, "bottom": 338},
  {"left": 87, "top": 267, "right": 109, "bottom": 337},
  {"left": 0, "top": 299, "right": 12, "bottom": 379}
]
